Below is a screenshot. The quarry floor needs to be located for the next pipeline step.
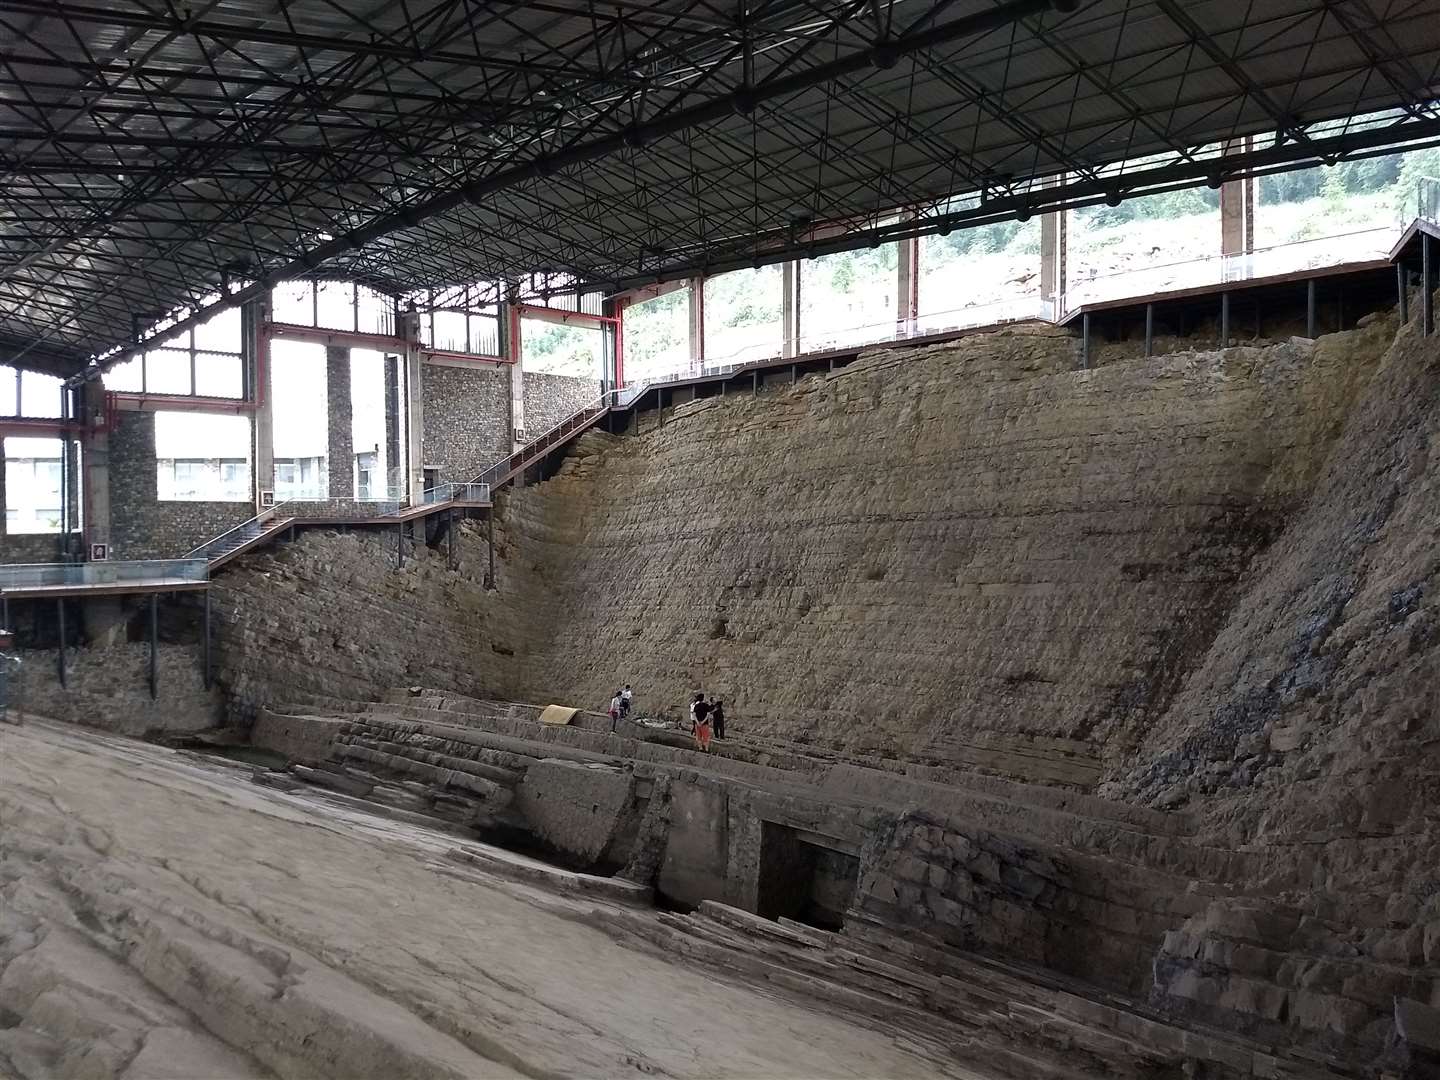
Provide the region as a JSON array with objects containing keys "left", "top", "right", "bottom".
[{"left": 0, "top": 719, "right": 992, "bottom": 1080}]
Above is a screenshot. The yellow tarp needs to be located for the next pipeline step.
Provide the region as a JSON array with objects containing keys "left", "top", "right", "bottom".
[{"left": 538, "top": 705, "right": 580, "bottom": 726}]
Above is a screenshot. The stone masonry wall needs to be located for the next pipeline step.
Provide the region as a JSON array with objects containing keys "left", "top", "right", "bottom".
[
  {"left": 490, "top": 321, "right": 1390, "bottom": 775},
  {"left": 522, "top": 371, "right": 599, "bottom": 437},
  {"left": 326, "top": 345, "right": 354, "bottom": 498},
  {"left": 109, "top": 412, "right": 252, "bottom": 559},
  {"left": 8, "top": 642, "right": 222, "bottom": 735},
  {"left": 421, "top": 362, "right": 511, "bottom": 481}
]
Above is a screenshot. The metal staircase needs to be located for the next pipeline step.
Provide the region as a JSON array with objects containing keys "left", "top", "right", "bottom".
[{"left": 187, "top": 510, "right": 295, "bottom": 569}]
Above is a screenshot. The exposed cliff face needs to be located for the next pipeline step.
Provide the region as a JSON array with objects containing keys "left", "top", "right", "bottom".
[
  {"left": 490, "top": 320, "right": 1394, "bottom": 777},
  {"left": 1112, "top": 314, "right": 1440, "bottom": 901}
]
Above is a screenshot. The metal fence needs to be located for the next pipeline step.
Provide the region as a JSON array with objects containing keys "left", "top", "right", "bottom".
[
  {"left": 422, "top": 482, "right": 491, "bottom": 504},
  {"left": 1420, "top": 177, "right": 1440, "bottom": 224},
  {"left": 0, "top": 559, "right": 209, "bottom": 590}
]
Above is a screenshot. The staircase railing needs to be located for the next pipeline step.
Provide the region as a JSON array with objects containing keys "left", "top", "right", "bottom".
[
  {"left": 469, "top": 383, "right": 648, "bottom": 488},
  {"left": 187, "top": 505, "right": 290, "bottom": 560},
  {"left": 1420, "top": 176, "right": 1440, "bottom": 225}
]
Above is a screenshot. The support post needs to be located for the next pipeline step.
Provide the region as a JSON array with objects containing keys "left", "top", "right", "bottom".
[
  {"left": 1398, "top": 262, "right": 1409, "bottom": 324},
  {"left": 399, "top": 308, "right": 426, "bottom": 502},
  {"left": 1306, "top": 279, "right": 1317, "bottom": 339},
  {"left": 202, "top": 588, "right": 212, "bottom": 690},
  {"left": 790, "top": 363, "right": 797, "bottom": 384},
  {"left": 1081, "top": 312, "right": 1090, "bottom": 370},
  {"left": 486, "top": 511, "right": 496, "bottom": 590},
  {"left": 148, "top": 594, "right": 157, "bottom": 701},
  {"left": 1040, "top": 187, "right": 1067, "bottom": 317},
  {"left": 781, "top": 261, "right": 799, "bottom": 358},
  {"left": 1144, "top": 303, "right": 1154, "bottom": 357},
  {"left": 1424, "top": 233, "right": 1434, "bottom": 338},
  {"left": 448, "top": 507, "right": 456, "bottom": 568},
  {"left": 397, "top": 523, "right": 405, "bottom": 569},
  {"left": 325, "top": 344, "right": 354, "bottom": 497},
  {"left": 688, "top": 276, "right": 705, "bottom": 375},
  {"left": 1220, "top": 292, "right": 1231, "bottom": 347},
  {"left": 897, "top": 233, "right": 919, "bottom": 337},
  {"left": 56, "top": 600, "right": 66, "bottom": 688},
  {"left": 753, "top": 370, "right": 759, "bottom": 395}
]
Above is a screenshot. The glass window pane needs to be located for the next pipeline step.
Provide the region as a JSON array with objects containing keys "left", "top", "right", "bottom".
[
  {"left": 315, "top": 280, "right": 355, "bottom": 331},
  {"left": 270, "top": 339, "right": 327, "bottom": 498},
  {"left": 704, "top": 266, "right": 783, "bottom": 366},
  {"left": 271, "top": 281, "right": 314, "bottom": 325},
  {"left": 195, "top": 353, "right": 243, "bottom": 398},
  {"left": 154, "top": 412, "right": 251, "bottom": 501},
  {"left": 19, "top": 370, "right": 64, "bottom": 417},
  {"left": 468, "top": 313, "right": 499, "bottom": 356},
  {"left": 4, "top": 436, "right": 64, "bottom": 533},
  {"left": 193, "top": 304, "right": 241, "bottom": 352},
  {"left": 145, "top": 349, "right": 193, "bottom": 395},
  {"left": 0, "top": 366, "right": 15, "bottom": 414},
  {"left": 106, "top": 354, "right": 144, "bottom": 392},
  {"left": 356, "top": 286, "right": 393, "bottom": 336},
  {"left": 432, "top": 310, "right": 467, "bottom": 351}
]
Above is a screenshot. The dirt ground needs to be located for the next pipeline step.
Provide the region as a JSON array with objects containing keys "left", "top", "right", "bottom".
[{"left": 0, "top": 719, "right": 990, "bottom": 1080}]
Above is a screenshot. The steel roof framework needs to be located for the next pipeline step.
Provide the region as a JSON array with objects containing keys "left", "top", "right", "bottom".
[{"left": 1, "top": 0, "right": 1439, "bottom": 374}]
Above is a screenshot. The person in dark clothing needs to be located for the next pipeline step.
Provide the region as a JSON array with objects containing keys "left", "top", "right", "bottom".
[
  {"left": 711, "top": 700, "right": 725, "bottom": 740},
  {"left": 692, "top": 696, "right": 713, "bottom": 751}
]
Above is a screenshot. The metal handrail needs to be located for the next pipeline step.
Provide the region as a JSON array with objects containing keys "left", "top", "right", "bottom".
[
  {"left": 1420, "top": 177, "right": 1440, "bottom": 224},
  {"left": 0, "top": 559, "right": 209, "bottom": 588},
  {"left": 186, "top": 506, "right": 290, "bottom": 559}
]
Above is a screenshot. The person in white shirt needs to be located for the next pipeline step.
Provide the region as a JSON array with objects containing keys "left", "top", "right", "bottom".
[
  {"left": 621, "top": 685, "right": 633, "bottom": 717},
  {"left": 609, "top": 691, "right": 623, "bottom": 733}
]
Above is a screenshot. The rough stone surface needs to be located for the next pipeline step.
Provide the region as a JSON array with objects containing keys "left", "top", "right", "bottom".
[
  {"left": 7, "top": 642, "right": 222, "bottom": 735},
  {"left": 421, "top": 362, "right": 511, "bottom": 481},
  {"left": 491, "top": 321, "right": 1389, "bottom": 771},
  {"left": 110, "top": 411, "right": 252, "bottom": 558},
  {"left": 522, "top": 371, "right": 599, "bottom": 437}
]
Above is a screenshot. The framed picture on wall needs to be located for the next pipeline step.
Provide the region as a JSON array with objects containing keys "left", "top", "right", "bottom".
[{"left": 89, "top": 543, "right": 109, "bottom": 561}]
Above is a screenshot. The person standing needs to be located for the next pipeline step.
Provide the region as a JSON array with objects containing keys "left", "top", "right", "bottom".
[
  {"left": 711, "top": 700, "right": 726, "bottom": 740},
  {"left": 621, "top": 684, "right": 633, "bottom": 718},
  {"left": 693, "top": 696, "right": 713, "bottom": 752},
  {"left": 609, "top": 689, "right": 623, "bottom": 733}
]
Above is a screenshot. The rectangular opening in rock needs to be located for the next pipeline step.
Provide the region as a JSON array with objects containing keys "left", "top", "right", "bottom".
[{"left": 756, "top": 823, "right": 859, "bottom": 931}]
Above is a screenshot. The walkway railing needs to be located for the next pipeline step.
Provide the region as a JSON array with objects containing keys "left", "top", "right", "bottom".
[
  {"left": 0, "top": 559, "right": 209, "bottom": 590},
  {"left": 187, "top": 506, "right": 288, "bottom": 560},
  {"left": 1420, "top": 177, "right": 1440, "bottom": 224},
  {"left": 469, "top": 385, "right": 645, "bottom": 488},
  {"left": 422, "top": 482, "right": 491, "bottom": 504}
]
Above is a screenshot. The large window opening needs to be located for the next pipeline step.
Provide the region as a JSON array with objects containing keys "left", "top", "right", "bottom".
[
  {"left": 106, "top": 303, "right": 243, "bottom": 398},
  {"left": 704, "top": 266, "right": 783, "bottom": 366},
  {"left": 799, "top": 245, "right": 897, "bottom": 353},
  {"left": 350, "top": 349, "right": 395, "bottom": 499},
  {"left": 270, "top": 339, "right": 327, "bottom": 500},
  {"left": 520, "top": 314, "right": 605, "bottom": 381},
  {"left": 919, "top": 218, "right": 1042, "bottom": 331},
  {"left": 1066, "top": 188, "right": 1220, "bottom": 308},
  {"left": 621, "top": 288, "right": 689, "bottom": 383},
  {"left": 272, "top": 280, "right": 396, "bottom": 336},
  {"left": 1, "top": 366, "right": 65, "bottom": 418},
  {"left": 4, "top": 437, "right": 64, "bottom": 533},
  {"left": 154, "top": 412, "right": 252, "bottom": 501}
]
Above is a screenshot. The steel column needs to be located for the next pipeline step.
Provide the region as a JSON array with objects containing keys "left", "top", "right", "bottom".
[
  {"left": 148, "top": 594, "right": 158, "bottom": 701},
  {"left": 1144, "top": 304, "right": 1154, "bottom": 358},
  {"left": 1220, "top": 292, "right": 1230, "bottom": 347},
  {"left": 202, "top": 588, "right": 212, "bottom": 690},
  {"left": 56, "top": 600, "right": 66, "bottom": 688},
  {"left": 1306, "top": 279, "right": 1317, "bottom": 338},
  {"left": 1424, "top": 233, "right": 1434, "bottom": 338},
  {"left": 397, "top": 523, "right": 405, "bottom": 568},
  {"left": 448, "top": 508, "right": 456, "bottom": 567},
  {"left": 486, "top": 511, "right": 496, "bottom": 591},
  {"left": 753, "top": 371, "right": 759, "bottom": 395},
  {"left": 1398, "top": 263, "right": 1409, "bottom": 324},
  {"left": 1081, "top": 313, "right": 1090, "bottom": 369}
]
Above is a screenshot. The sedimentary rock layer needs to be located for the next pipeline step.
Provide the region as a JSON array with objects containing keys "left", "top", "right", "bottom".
[{"left": 492, "top": 320, "right": 1393, "bottom": 771}]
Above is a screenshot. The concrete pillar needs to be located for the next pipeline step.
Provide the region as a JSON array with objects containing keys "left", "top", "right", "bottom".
[
  {"left": 500, "top": 302, "right": 526, "bottom": 447},
  {"left": 399, "top": 310, "right": 425, "bottom": 502},
  {"left": 688, "top": 276, "right": 705, "bottom": 374},
  {"left": 1041, "top": 207, "right": 1066, "bottom": 317},
  {"left": 782, "top": 261, "right": 799, "bottom": 358},
  {"left": 1220, "top": 138, "right": 1255, "bottom": 275},
  {"left": 325, "top": 344, "right": 353, "bottom": 498},
  {"left": 80, "top": 380, "right": 110, "bottom": 557},
  {"left": 897, "top": 235, "right": 920, "bottom": 337},
  {"left": 244, "top": 297, "right": 274, "bottom": 507},
  {"left": 383, "top": 354, "right": 400, "bottom": 498}
]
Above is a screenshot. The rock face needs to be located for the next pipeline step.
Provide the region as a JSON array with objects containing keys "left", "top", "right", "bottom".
[{"left": 491, "top": 321, "right": 1391, "bottom": 774}]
